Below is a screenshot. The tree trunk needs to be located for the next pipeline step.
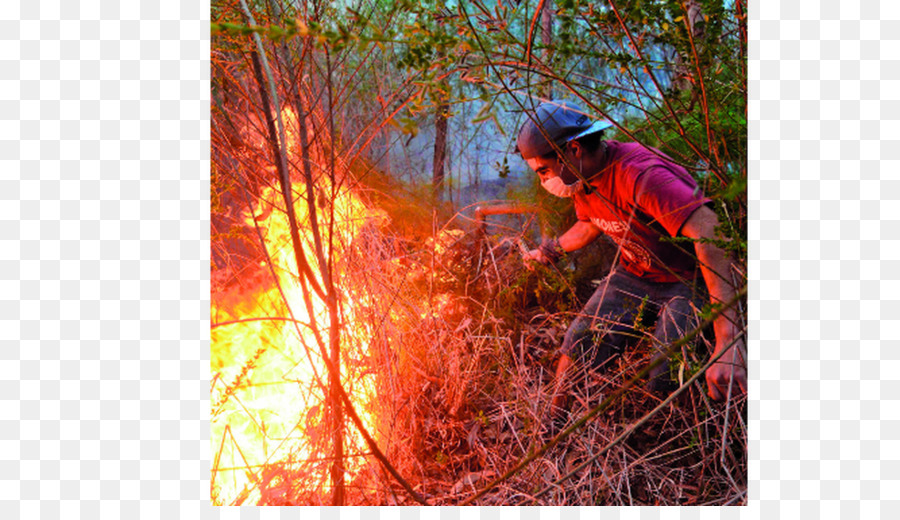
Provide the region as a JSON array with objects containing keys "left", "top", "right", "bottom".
[
  {"left": 432, "top": 92, "right": 449, "bottom": 201},
  {"left": 259, "top": 0, "right": 346, "bottom": 503},
  {"left": 671, "top": 0, "right": 706, "bottom": 94},
  {"left": 328, "top": 301, "right": 344, "bottom": 505},
  {"left": 540, "top": 0, "right": 553, "bottom": 99}
]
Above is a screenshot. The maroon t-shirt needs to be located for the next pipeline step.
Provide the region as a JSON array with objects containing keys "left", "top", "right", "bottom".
[{"left": 572, "top": 141, "right": 710, "bottom": 283}]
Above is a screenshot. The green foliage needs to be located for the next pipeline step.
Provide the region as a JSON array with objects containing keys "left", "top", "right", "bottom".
[
  {"left": 494, "top": 156, "right": 510, "bottom": 179},
  {"left": 491, "top": 255, "right": 580, "bottom": 322}
]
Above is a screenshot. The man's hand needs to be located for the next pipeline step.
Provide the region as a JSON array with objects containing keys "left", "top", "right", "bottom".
[
  {"left": 705, "top": 337, "right": 747, "bottom": 401},
  {"left": 523, "top": 238, "right": 564, "bottom": 271},
  {"left": 522, "top": 222, "right": 600, "bottom": 271},
  {"left": 523, "top": 248, "right": 552, "bottom": 270}
]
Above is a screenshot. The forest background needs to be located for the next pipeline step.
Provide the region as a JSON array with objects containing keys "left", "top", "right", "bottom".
[{"left": 210, "top": 0, "right": 747, "bottom": 506}]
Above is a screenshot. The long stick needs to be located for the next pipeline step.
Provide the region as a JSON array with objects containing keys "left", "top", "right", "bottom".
[{"left": 239, "top": 0, "right": 326, "bottom": 302}]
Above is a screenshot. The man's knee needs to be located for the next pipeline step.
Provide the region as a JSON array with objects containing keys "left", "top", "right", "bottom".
[{"left": 566, "top": 319, "right": 631, "bottom": 369}]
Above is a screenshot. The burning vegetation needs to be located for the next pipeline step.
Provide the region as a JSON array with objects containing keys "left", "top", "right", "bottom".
[
  {"left": 211, "top": 0, "right": 747, "bottom": 507},
  {"left": 211, "top": 154, "right": 381, "bottom": 504},
  {"left": 210, "top": 128, "right": 747, "bottom": 504}
]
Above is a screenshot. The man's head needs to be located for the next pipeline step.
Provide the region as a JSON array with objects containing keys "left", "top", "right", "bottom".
[
  {"left": 516, "top": 100, "right": 612, "bottom": 159},
  {"left": 516, "top": 100, "right": 612, "bottom": 189}
]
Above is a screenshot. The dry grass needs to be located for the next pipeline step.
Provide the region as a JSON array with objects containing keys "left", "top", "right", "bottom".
[
  {"left": 211, "top": 203, "right": 747, "bottom": 506},
  {"left": 337, "top": 216, "right": 747, "bottom": 506}
]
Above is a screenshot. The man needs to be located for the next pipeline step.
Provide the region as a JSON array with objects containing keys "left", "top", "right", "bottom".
[{"left": 516, "top": 100, "right": 746, "bottom": 409}]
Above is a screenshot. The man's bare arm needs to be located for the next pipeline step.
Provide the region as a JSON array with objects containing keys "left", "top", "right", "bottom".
[
  {"left": 680, "top": 205, "right": 747, "bottom": 401},
  {"left": 559, "top": 220, "right": 602, "bottom": 251}
]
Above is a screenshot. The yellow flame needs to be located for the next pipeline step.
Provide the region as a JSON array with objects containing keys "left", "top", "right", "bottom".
[{"left": 211, "top": 107, "right": 380, "bottom": 505}]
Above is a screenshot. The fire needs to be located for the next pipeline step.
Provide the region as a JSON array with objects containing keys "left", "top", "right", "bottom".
[{"left": 211, "top": 108, "right": 382, "bottom": 505}]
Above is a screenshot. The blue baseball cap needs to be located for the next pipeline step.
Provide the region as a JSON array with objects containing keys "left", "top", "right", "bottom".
[{"left": 515, "top": 100, "right": 613, "bottom": 159}]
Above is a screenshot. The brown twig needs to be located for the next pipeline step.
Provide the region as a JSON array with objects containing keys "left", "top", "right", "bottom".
[{"left": 459, "top": 286, "right": 746, "bottom": 505}]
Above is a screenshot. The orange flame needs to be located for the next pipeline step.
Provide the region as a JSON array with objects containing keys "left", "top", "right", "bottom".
[{"left": 211, "top": 107, "right": 381, "bottom": 505}]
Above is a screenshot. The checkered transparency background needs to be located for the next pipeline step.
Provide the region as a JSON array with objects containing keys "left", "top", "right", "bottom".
[{"left": 1, "top": 0, "right": 898, "bottom": 517}]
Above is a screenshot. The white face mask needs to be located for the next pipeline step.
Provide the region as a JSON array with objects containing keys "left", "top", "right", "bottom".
[{"left": 541, "top": 175, "right": 584, "bottom": 198}]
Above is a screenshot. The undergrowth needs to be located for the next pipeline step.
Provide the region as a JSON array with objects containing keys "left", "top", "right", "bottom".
[
  {"left": 337, "top": 206, "right": 746, "bottom": 505},
  {"left": 211, "top": 182, "right": 746, "bottom": 505}
]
